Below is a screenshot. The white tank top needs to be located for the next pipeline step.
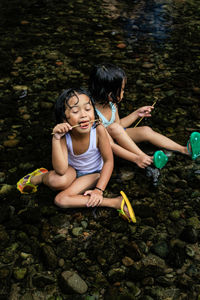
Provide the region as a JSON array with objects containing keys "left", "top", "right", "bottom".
[{"left": 65, "top": 126, "right": 103, "bottom": 173}]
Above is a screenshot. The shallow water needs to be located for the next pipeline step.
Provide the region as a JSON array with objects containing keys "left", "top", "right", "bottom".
[
  {"left": 0, "top": 0, "right": 200, "bottom": 298},
  {"left": 0, "top": 0, "right": 199, "bottom": 168}
]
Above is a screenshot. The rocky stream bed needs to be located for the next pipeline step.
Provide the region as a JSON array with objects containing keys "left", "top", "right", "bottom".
[{"left": 0, "top": 0, "right": 200, "bottom": 299}]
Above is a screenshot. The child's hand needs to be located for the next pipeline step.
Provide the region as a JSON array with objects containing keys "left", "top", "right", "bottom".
[
  {"left": 135, "top": 154, "right": 153, "bottom": 168},
  {"left": 84, "top": 189, "right": 103, "bottom": 207},
  {"left": 52, "top": 122, "right": 72, "bottom": 140},
  {"left": 136, "top": 106, "right": 154, "bottom": 118}
]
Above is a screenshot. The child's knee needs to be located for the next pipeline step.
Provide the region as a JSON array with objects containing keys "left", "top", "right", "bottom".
[
  {"left": 141, "top": 126, "right": 154, "bottom": 139},
  {"left": 54, "top": 193, "right": 69, "bottom": 208},
  {"left": 48, "top": 172, "right": 75, "bottom": 190},
  {"left": 142, "top": 126, "right": 152, "bottom": 133},
  {"left": 107, "top": 123, "right": 123, "bottom": 138},
  {"left": 46, "top": 175, "right": 63, "bottom": 189},
  {"left": 54, "top": 194, "right": 61, "bottom": 206}
]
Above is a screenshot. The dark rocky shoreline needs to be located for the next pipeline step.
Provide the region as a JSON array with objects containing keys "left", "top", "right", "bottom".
[
  {"left": 1, "top": 153, "right": 200, "bottom": 299},
  {"left": 0, "top": 0, "right": 200, "bottom": 299}
]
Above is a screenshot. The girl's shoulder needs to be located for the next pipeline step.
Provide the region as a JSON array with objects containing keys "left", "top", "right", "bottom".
[
  {"left": 96, "top": 124, "right": 108, "bottom": 148},
  {"left": 96, "top": 123, "right": 106, "bottom": 137}
]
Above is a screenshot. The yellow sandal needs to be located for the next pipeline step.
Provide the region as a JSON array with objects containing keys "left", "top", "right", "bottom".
[
  {"left": 17, "top": 167, "right": 48, "bottom": 194},
  {"left": 118, "top": 191, "right": 136, "bottom": 223}
]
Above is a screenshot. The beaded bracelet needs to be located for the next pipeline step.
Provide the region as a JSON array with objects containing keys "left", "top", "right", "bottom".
[{"left": 95, "top": 187, "right": 104, "bottom": 193}]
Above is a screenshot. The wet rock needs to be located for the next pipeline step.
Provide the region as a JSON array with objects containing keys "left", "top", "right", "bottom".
[
  {"left": 19, "top": 163, "right": 35, "bottom": 170},
  {"left": 122, "top": 256, "right": 134, "bottom": 267},
  {"left": 46, "top": 51, "right": 60, "bottom": 60},
  {"left": 141, "top": 254, "right": 167, "bottom": 276},
  {"left": 151, "top": 241, "right": 169, "bottom": 258},
  {"left": 50, "top": 214, "right": 71, "bottom": 227},
  {"left": 40, "top": 101, "right": 53, "bottom": 109},
  {"left": 20, "top": 293, "right": 34, "bottom": 300},
  {"left": 3, "top": 139, "right": 20, "bottom": 148},
  {"left": 185, "top": 245, "right": 195, "bottom": 257},
  {"left": 125, "top": 282, "right": 141, "bottom": 297},
  {"left": 147, "top": 286, "right": 182, "bottom": 299},
  {"left": 169, "top": 210, "right": 181, "bottom": 221},
  {"left": 0, "top": 184, "right": 15, "bottom": 195},
  {"left": 124, "top": 241, "right": 143, "bottom": 261},
  {"left": 167, "top": 240, "right": 186, "bottom": 268},
  {"left": 0, "top": 172, "right": 6, "bottom": 183},
  {"left": 142, "top": 62, "right": 154, "bottom": 68},
  {"left": 0, "top": 226, "right": 9, "bottom": 248},
  {"left": 142, "top": 276, "right": 154, "bottom": 286},
  {"left": 8, "top": 283, "right": 21, "bottom": 299},
  {"left": 32, "top": 273, "right": 56, "bottom": 288},
  {"left": 146, "top": 167, "right": 160, "bottom": 186},
  {"left": 155, "top": 274, "right": 175, "bottom": 287},
  {"left": 120, "top": 169, "right": 134, "bottom": 181},
  {"left": 107, "top": 267, "right": 126, "bottom": 282},
  {"left": 187, "top": 216, "right": 200, "bottom": 229},
  {"left": 193, "top": 86, "right": 200, "bottom": 94},
  {"left": 41, "top": 244, "right": 57, "bottom": 270},
  {"left": 142, "top": 296, "right": 154, "bottom": 300},
  {"left": 22, "top": 114, "right": 31, "bottom": 120},
  {"left": 0, "top": 267, "right": 10, "bottom": 279},
  {"left": 56, "top": 240, "right": 77, "bottom": 260},
  {"left": 117, "top": 43, "right": 126, "bottom": 48},
  {"left": 13, "top": 267, "right": 27, "bottom": 280},
  {"left": 128, "top": 254, "right": 167, "bottom": 281},
  {"left": 72, "top": 226, "right": 83, "bottom": 237},
  {"left": 14, "top": 56, "right": 23, "bottom": 64},
  {"left": 1, "top": 0, "right": 200, "bottom": 298},
  {"left": 59, "top": 270, "right": 88, "bottom": 294},
  {"left": 179, "top": 226, "right": 198, "bottom": 243},
  {"left": 185, "top": 264, "right": 200, "bottom": 280},
  {"left": 141, "top": 226, "right": 157, "bottom": 241},
  {"left": 12, "top": 85, "right": 28, "bottom": 91},
  {"left": 23, "top": 224, "right": 39, "bottom": 237}
]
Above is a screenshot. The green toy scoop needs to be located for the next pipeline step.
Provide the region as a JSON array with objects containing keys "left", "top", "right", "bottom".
[{"left": 153, "top": 150, "right": 168, "bottom": 169}]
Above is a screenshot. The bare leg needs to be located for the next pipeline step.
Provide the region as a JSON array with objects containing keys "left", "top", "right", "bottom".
[
  {"left": 107, "top": 123, "right": 145, "bottom": 155},
  {"left": 31, "top": 166, "right": 77, "bottom": 190},
  {"left": 126, "top": 126, "right": 188, "bottom": 155},
  {"left": 54, "top": 173, "right": 124, "bottom": 210},
  {"left": 56, "top": 192, "right": 123, "bottom": 209},
  {"left": 32, "top": 170, "right": 131, "bottom": 216},
  {"left": 107, "top": 123, "right": 153, "bottom": 168}
]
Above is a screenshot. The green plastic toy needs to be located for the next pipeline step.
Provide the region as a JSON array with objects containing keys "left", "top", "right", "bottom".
[
  {"left": 153, "top": 150, "right": 168, "bottom": 169},
  {"left": 187, "top": 131, "right": 200, "bottom": 160}
]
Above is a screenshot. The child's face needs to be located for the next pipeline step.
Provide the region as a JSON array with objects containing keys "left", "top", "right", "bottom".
[
  {"left": 65, "top": 93, "right": 95, "bottom": 132},
  {"left": 118, "top": 79, "right": 126, "bottom": 103}
]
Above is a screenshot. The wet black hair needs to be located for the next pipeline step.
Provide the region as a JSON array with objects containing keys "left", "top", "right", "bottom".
[
  {"left": 54, "top": 87, "right": 99, "bottom": 124},
  {"left": 88, "top": 63, "right": 126, "bottom": 105}
]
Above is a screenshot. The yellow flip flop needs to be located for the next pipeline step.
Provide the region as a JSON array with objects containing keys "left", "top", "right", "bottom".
[
  {"left": 17, "top": 167, "right": 48, "bottom": 194},
  {"left": 118, "top": 191, "right": 136, "bottom": 223}
]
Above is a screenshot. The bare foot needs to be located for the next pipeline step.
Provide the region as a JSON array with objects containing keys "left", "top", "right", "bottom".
[
  {"left": 31, "top": 173, "right": 46, "bottom": 185},
  {"left": 117, "top": 196, "right": 130, "bottom": 217}
]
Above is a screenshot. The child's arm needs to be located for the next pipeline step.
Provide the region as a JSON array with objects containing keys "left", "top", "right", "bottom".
[
  {"left": 106, "top": 129, "right": 153, "bottom": 168},
  {"left": 52, "top": 122, "right": 72, "bottom": 175},
  {"left": 118, "top": 106, "right": 154, "bottom": 128},
  {"left": 95, "top": 124, "right": 114, "bottom": 190},
  {"left": 83, "top": 124, "right": 114, "bottom": 207}
]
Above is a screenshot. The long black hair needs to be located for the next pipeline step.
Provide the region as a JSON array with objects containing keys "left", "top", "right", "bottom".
[
  {"left": 54, "top": 87, "right": 99, "bottom": 124},
  {"left": 88, "top": 63, "right": 126, "bottom": 105}
]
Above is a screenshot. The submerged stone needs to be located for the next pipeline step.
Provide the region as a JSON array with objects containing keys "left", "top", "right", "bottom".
[{"left": 60, "top": 270, "right": 88, "bottom": 294}]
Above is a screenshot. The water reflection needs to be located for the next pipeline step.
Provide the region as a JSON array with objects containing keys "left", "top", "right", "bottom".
[
  {"left": 102, "top": 0, "right": 172, "bottom": 45},
  {"left": 0, "top": 0, "right": 200, "bottom": 299},
  {"left": 122, "top": 1, "right": 172, "bottom": 45}
]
